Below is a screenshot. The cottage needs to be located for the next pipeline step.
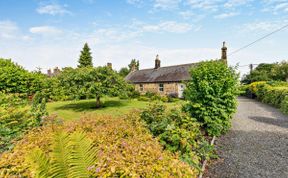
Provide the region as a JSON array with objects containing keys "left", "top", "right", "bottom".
[{"left": 125, "top": 42, "right": 228, "bottom": 98}]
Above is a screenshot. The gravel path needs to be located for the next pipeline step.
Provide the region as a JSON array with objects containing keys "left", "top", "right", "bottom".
[{"left": 205, "top": 97, "right": 288, "bottom": 178}]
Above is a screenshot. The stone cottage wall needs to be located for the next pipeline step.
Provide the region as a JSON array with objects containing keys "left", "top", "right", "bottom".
[{"left": 135, "top": 82, "right": 179, "bottom": 96}]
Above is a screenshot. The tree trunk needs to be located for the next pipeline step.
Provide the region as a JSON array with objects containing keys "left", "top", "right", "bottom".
[{"left": 96, "top": 96, "right": 101, "bottom": 108}]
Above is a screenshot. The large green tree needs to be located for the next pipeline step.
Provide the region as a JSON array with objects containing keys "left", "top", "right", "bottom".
[
  {"left": 58, "top": 66, "right": 128, "bottom": 107},
  {"left": 242, "top": 62, "right": 288, "bottom": 84},
  {"left": 78, "top": 43, "right": 93, "bottom": 68}
]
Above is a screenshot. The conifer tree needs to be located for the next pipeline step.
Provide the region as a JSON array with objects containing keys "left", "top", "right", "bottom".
[{"left": 78, "top": 43, "right": 93, "bottom": 68}]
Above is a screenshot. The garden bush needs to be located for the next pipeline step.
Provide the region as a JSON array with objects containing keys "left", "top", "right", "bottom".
[
  {"left": 246, "top": 81, "right": 288, "bottom": 114},
  {"left": 140, "top": 102, "right": 214, "bottom": 169},
  {"left": 0, "top": 92, "right": 47, "bottom": 152},
  {"left": 183, "top": 60, "right": 239, "bottom": 136},
  {"left": 138, "top": 92, "right": 174, "bottom": 103},
  {"left": 0, "top": 113, "right": 197, "bottom": 177}
]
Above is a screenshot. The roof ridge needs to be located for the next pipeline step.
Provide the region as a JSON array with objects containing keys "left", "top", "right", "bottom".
[{"left": 137, "top": 62, "right": 197, "bottom": 71}]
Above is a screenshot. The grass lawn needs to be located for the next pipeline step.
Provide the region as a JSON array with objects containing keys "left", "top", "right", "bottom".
[{"left": 47, "top": 97, "right": 184, "bottom": 120}]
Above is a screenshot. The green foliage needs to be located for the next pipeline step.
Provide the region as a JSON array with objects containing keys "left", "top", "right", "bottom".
[
  {"left": 128, "top": 59, "right": 140, "bottom": 71},
  {"left": 27, "top": 131, "right": 96, "bottom": 178},
  {"left": 140, "top": 102, "right": 214, "bottom": 168},
  {"left": 242, "top": 61, "right": 288, "bottom": 84},
  {"left": 0, "top": 92, "right": 47, "bottom": 152},
  {"left": 78, "top": 43, "right": 93, "bottom": 68},
  {"left": 118, "top": 67, "right": 130, "bottom": 77},
  {"left": 0, "top": 58, "right": 48, "bottom": 96},
  {"left": 138, "top": 91, "right": 173, "bottom": 103},
  {"left": 246, "top": 81, "right": 288, "bottom": 115},
  {"left": 183, "top": 60, "right": 239, "bottom": 136},
  {"left": 55, "top": 66, "right": 129, "bottom": 107},
  {"left": 31, "top": 92, "right": 48, "bottom": 125},
  {"left": 1, "top": 114, "right": 197, "bottom": 177}
]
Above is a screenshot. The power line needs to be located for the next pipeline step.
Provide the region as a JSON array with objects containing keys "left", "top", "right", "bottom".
[{"left": 229, "top": 23, "right": 288, "bottom": 56}]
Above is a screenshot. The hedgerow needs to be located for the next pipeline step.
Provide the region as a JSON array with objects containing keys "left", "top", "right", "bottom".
[
  {"left": 183, "top": 60, "right": 239, "bottom": 136},
  {"left": 246, "top": 81, "right": 288, "bottom": 114},
  {"left": 0, "top": 113, "right": 197, "bottom": 177}
]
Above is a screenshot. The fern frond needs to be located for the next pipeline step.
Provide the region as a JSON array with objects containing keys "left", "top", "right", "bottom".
[
  {"left": 26, "top": 147, "right": 51, "bottom": 178},
  {"left": 68, "top": 132, "right": 97, "bottom": 178},
  {"left": 50, "top": 131, "right": 71, "bottom": 178}
]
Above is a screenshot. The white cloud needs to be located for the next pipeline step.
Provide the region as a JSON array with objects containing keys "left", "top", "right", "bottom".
[
  {"left": 186, "top": 0, "right": 223, "bottom": 11},
  {"left": 262, "top": 0, "right": 288, "bottom": 13},
  {"left": 153, "top": 0, "right": 182, "bottom": 10},
  {"left": 127, "top": 0, "right": 144, "bottom": 6},
  {"left": 224, "top": 0, "right": 253, "bottom": 8},
  {"left": 240, "top": 20, "right": 288, "bottom": 32},
  {"left": 214, "top": 12, "right": 239, "bottom": 19},
  {"left": 141, "top": 21, "right": 193, "bottom": 33},
  {"left": 29, "top": 26, "right": 62, "bottom": 35},
  {"left": 36, "top": 4, "right": 71, "bottom": 15},
  {"left": 0, "top": 20, "right": 18, "bottom": 39}
]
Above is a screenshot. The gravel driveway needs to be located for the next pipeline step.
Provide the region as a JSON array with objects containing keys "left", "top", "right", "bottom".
[{"left": 205, "top": 97, "right": 288, "bottom": 178}]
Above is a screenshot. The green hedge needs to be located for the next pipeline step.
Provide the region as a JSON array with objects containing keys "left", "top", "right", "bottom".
[{"left": 246, "top": 81, "right": 288, "bottom": 114}]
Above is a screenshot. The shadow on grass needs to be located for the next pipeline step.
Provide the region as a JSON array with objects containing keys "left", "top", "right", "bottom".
[{"left": 54, "top": 99, "right": 127, "bottom": 112}]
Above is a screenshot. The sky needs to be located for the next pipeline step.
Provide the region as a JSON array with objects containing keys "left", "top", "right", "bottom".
[{"left": 0, "top": 0, "right": 288, "bottom": 76}]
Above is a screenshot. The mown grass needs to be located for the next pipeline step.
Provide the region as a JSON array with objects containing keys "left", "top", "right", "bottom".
[{"left": 47, "top": 97, "right": 184, "bottom": 120}]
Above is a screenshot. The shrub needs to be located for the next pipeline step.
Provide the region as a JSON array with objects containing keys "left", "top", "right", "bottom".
[
  {"left": 0, "top": 92, "right": 47, "bottom": 152},
  {"left": 138, "top": 96, "right": 150, "bottom": 101},
  {"left": 0, "top": 114, "right": 197, "bottom": 177},
  {"left": 27, "top": 131, "right": 97, "bottom": 178},
  {"left": 140, "top": 102, "right": 213, "bottom": 169},
  {"left": 183, "top": 60, "right": 239, "bottom": 136},
  {"left": 246, "top": 81, "right": 288, "bottom": 115},
  {"left": 280, "top": 96, "right": 288, "bottom": 115}
]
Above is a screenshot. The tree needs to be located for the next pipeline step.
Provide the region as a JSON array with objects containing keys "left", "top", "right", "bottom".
[
  {"left": 0, "top": 58, "right": 46, "bottom": 95},
  {"left": 27, "top": 131, "right": 97, "bottom": 178},
  {"left": 118, "top": 67, "right": 130, "bottom": 77},
  {"left": 241, "top": 62, "right": 288, "bottom": 84},
  {"left": 78, "top": 43, "right": 93, "bottom": 68},
  {"left": 128, "top": 59, "right": 139, "bottom": 71},
  {"left": 183, "top": 60, "right": 239, "bottom": 136},
  {"left": 58, "top": 67, "right": 128, "bottom": 108}
]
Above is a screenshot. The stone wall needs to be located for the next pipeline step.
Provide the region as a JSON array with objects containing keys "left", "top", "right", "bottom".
[{"left": 135, "top": 82, "right": 179, "bottom": 96}]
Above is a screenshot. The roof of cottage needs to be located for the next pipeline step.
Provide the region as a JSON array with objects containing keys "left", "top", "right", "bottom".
[{"left": 125, "top": 63, "right": 197, "bottom": 83}]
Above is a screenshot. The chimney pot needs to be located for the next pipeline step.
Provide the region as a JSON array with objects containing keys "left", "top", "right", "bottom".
[
  {"left": 107, "top": 62, "right": 112, "bottom": 69},
  {"left": 221, "top": 41, "right": 227, "bottom": 65},
  {"left": 155, "top": 54, "right": 161, "bottom": 69}
]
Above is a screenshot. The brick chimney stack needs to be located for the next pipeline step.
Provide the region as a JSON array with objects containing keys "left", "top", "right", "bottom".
[
  {"left": 155, "top": 54, "right": 161, "bottom": 69},
  {"left": 47, "top": 69, "right": 52, "bottom": 77},
  {"left": 221, "top": 41, "right": 227, "bottom": 65},
  {"left": 107, "top": 62, "right": 112, "bottom": 69}
]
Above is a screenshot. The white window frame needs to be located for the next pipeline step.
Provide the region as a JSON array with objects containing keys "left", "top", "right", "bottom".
[{"left": 159, "top": 83, "right": 164, "bottom": 92}]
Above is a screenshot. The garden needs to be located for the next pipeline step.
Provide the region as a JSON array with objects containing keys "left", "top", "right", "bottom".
[{"left": 0, "top": 46, "right": 239, "bottom": 177}]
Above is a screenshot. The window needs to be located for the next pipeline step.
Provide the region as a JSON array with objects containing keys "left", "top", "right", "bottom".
[
  {"left": 139, "top": 84, "right": 144, "bottom": 91},
  {"left": 159, "top": 83, "right": 164, "bottom": 92}
]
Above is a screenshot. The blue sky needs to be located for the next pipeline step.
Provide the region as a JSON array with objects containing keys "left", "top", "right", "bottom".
[{"left": 0, "top": 0, "right": 288, "bottom": 75}]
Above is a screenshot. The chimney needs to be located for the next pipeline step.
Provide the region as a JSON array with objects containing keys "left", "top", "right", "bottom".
[
  {"left": 107, "top": 62, "right": 112, "bottom": 69},
  {"left": 47, "top": 69, "right": 52, "bottom": 77},
  {"left": 221, "top": 41, "right": 227, "bottom": 65},
  {"left": 155, "top": 54, "right": 161, "bottom": 69},
  {"left": 53, "top": 67, "right": 60, "bottom": 75},
  {"left": 131, "top": 63, "right": 136, "bottom": 72}
]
